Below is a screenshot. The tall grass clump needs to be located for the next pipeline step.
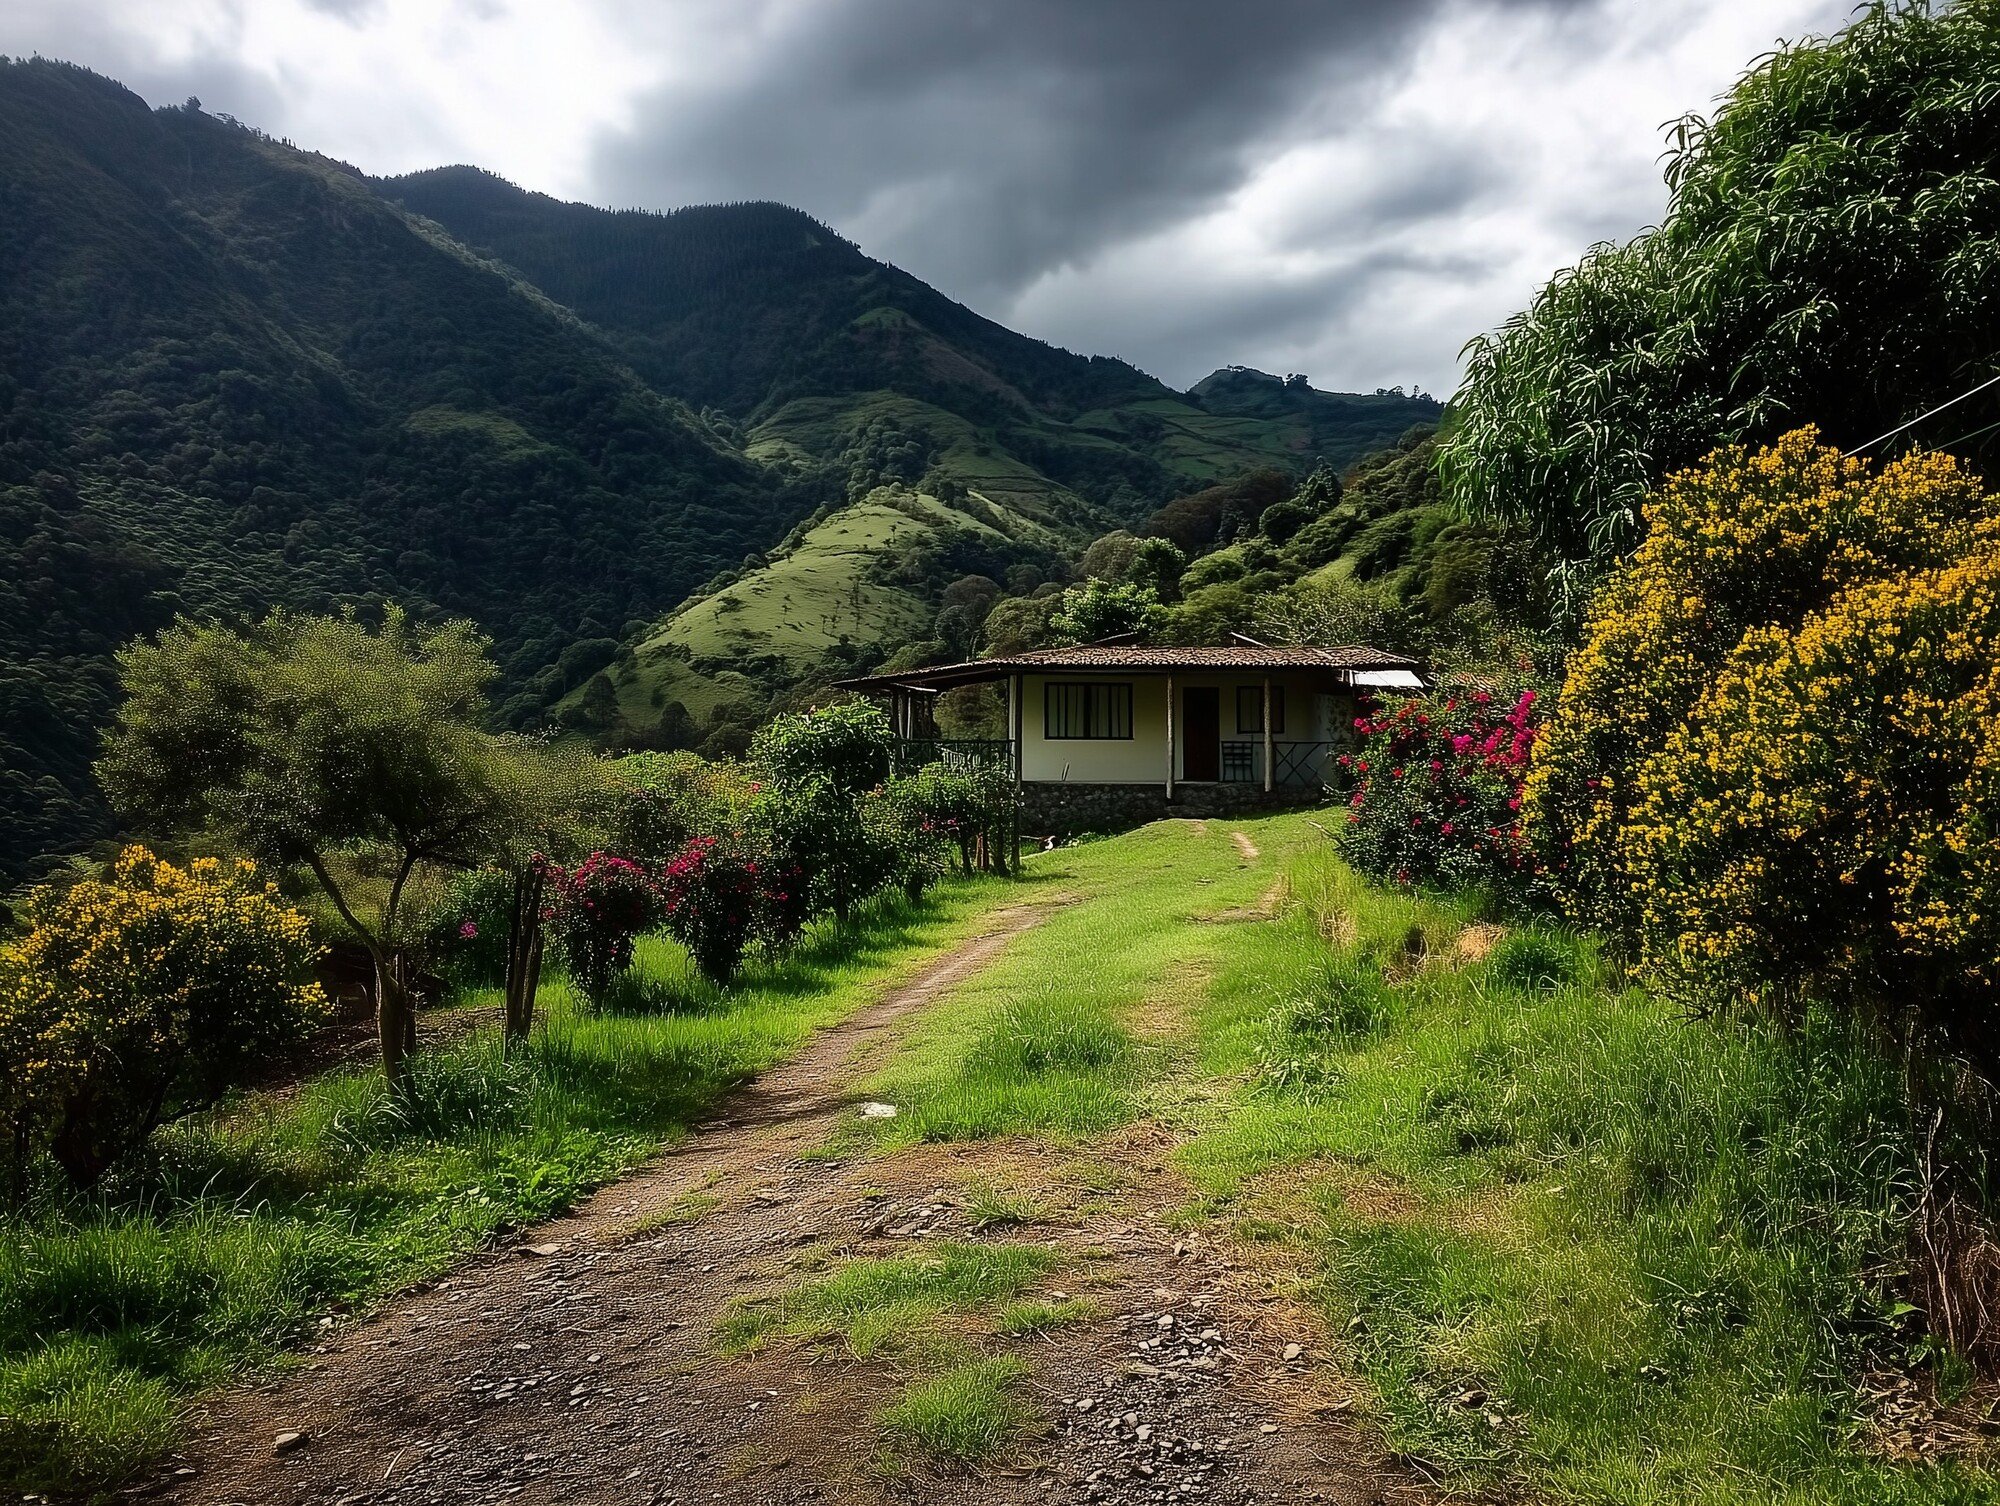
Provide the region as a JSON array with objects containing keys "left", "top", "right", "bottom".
[{"left": 878, "top": 1356, "right": 1033, "bottom": 1463}]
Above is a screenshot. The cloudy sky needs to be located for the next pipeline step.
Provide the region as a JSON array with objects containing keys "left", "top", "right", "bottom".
[{"left": 4, "top": 0, "right": 1855, "bottom": 396}]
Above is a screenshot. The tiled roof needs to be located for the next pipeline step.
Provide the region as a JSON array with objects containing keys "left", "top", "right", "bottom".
[{"left": 834, "top": 643, "right": 1420, "bottom": 691}]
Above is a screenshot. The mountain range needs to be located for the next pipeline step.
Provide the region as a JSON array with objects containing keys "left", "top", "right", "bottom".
[{"left": 0, "top": 57, "right": 1440, "bottom": 882}]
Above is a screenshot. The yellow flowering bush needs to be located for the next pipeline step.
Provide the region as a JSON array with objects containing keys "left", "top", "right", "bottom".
[
  {"left": 1526, "top": 429, "right": 1993, "bottom": 925},
  {"left": 2, "top": 847, "right": 324, "bottom": 1189},
  {"left": 0, "top": 948, "right": 83, "bottom": 1201},
  {"left": 1626, "top": 542, "right": 2000, "bottom": 1024}
]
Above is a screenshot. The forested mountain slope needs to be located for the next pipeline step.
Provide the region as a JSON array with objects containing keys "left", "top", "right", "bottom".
[
  {"left": 382, "top": 168, "right": 1438, "bottom": 511},
  {"left": 0, "top": 63, "right": 1440, "bottom": 879},
  {"left": 0, "top": 60, "right": 807, "bottom": 879}
]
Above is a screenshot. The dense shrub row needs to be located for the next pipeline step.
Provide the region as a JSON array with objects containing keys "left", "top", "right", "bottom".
[
  {"left": 1526, "top": 431, "right": 2000, "bottom": 1058},
  {"left": 419, "top": 701, "right": 1014, "bottom": 999}
]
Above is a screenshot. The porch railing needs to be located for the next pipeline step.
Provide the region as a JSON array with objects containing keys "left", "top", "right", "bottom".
[
  {"left": 891, "top": 738, "right": 1018, "bottom": 778},
  {"left": 1219, "top": 740, "right": 1334, "bottom": 789}
]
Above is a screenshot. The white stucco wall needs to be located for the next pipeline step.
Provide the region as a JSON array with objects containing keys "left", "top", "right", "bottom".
[{"left": 1016, "top": 672, "right": 1350, "bottom": 784}]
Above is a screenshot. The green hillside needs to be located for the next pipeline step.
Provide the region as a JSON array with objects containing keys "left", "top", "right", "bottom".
[
  {"left": 380, "top": 170, "right": 1442, "bottom": 749},
  {"left": 0, "top": 60, "right": 810, "bottom": 881},
  {"left": 0, "top": 69, "right": 1442, "bottom": 874}
]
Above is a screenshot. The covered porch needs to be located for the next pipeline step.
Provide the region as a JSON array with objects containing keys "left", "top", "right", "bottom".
[{"left": 841, "top": 642, "right": 1425, "bottom": 819}]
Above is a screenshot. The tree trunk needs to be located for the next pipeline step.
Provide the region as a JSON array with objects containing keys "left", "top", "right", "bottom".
[
  {"left": 375, "top": 948, "right": 412, "bottom": 1088},
  {"left": 504, "top": 866, "right": 547, "bottom": 1050}
]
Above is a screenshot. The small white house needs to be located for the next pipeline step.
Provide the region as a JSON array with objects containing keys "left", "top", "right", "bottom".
[{"left": 840, "top": 643, "right": 1424, "bottom": 830}]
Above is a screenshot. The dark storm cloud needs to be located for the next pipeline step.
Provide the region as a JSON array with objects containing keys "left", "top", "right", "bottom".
[{"left": 590, "top": 0, "right": 1583, "bottom": 310}]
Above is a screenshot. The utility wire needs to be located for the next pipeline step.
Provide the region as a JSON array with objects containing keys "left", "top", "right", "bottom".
[
  {"left": 1929, "top": 413, "right": 2000, "bottom": 455},
  {"left": 1845, "top": 370, "right": 2000, "bottom": 456}
]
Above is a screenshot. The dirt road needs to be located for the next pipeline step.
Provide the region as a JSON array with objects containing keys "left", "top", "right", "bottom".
[{"left": 163, "top": 898, "right": 1417, "bottom": 1506}]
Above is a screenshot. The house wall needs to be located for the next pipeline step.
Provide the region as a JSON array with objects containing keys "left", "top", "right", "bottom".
[{"left": 1017, "top": 672, "right": 1353, "bottom": 785}]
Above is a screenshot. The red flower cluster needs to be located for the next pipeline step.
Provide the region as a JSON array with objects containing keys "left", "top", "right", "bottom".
[
  {"left": 659, "top": 834, "right": 808, "bottom": 985},
  {"left": 540, "top": 851, "right": 664, "bottom": 1003},
  {"left": 1335, "top": 689, "right": 1542, "bottom": 891}
]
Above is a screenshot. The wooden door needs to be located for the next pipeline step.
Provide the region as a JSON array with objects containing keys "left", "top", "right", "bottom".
[{"left": 1182, "top": 687, "right": 1220, "bottom": 781}]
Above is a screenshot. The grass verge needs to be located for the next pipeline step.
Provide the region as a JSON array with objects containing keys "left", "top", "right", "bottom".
[
  {"left": 0, "top": 878, "right": 1011, "bottom": 1496},
  {"left": 852, "top": 811, "right": 2000, "bottom": 1504}
]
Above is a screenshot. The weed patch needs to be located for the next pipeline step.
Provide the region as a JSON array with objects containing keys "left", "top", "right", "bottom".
[
  {"left": 715, "top": 1242, "right": 1061, "bottom": 1359},
  {"left": 996, "top": 1296, "right": 1101, "bottom": 1335},
  {"left": 878, "top": 1356, "right": 1033, "bottom": 1463}
]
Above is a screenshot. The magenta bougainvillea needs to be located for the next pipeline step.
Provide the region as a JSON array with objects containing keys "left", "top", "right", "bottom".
[
  {"left": 1336, "top": 688, "right": 1541, "bottom": 892},
  {"left": 658, "top": 835, "right": 779, "bottom": 986},
  {"left": 541, "top": 852, "right": 663, "bottom": 1004}
]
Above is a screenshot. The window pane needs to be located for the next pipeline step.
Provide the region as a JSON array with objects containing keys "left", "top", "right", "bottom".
[
  {"left": 1044, "top": 681, "right": 1131, "bottom": 739},
  {"left": 1237, "top": 686, "right": 1260, "bottom": 733}
]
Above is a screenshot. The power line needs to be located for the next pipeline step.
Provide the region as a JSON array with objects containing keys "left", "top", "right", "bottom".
[
  {"left": 1845, "top": 370, "right": 2000, "bottom": 457},
  {"left": 1929, "top": 413, "right": 2000, "bottom": 455}
]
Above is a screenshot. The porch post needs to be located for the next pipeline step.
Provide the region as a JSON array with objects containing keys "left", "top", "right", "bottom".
[
  {"left": 1009, "top": 674, "right": 1023, "bottom": 790},
  {"left": 1009, "top": 673, "right": 1024, "bottom": 875},
  {"left": 1262, "top": 675, "right": 1274, "bottom": 794},
  {"left": 1165, "top": 673, "right": 1176, "bottom": 802}
]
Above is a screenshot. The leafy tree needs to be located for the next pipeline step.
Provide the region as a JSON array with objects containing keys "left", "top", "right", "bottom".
[
  {"left": 1048, "top": 580, "right": 1164, "bottom": 646},
  {"left": 490, "top": 745, "right": 611, "bottom": 1045},
  {"left": 1079, "top": 531, "right": 1144, "bottom": 582},
  {"left": 749, "top": 701, "right": 892, "bottom": 796},
  {"left": 1127, "top": 537, "right": 1187, "bottom": 601},
  {"left": 1444, "top": 0, "right": 2000, "bottom": 618},
  {"left": 96, "top": 609, "right": 541, "bottom": 1084},
  {"left": 751, "top": 774, "right": 893, "bottom": 924},
  {"left": 866, "top": 783, "right": 954, "bottom": 901},
  {"left": 890, "top": 765, "right": 1013, "bottom": 874},
  {"left": 980, "top": 595, "right": 1057, "bottom": 655},
  {"left": 1259, "top": 498, "right": 1311, "bottom": 544}
]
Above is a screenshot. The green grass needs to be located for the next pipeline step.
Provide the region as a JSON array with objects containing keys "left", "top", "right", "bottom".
[
  {"left": 715, "top": 1241, "right": 1061, "bottom": 1360},
  {"left": 877, "top": 1356, "right": 1033, "bottom": 1463},
  {"left": 995, "top": 1296, "right": 1101, "bottom": 1335},
  {"left": 714, "top": 1239, "right": 1061, "bottom": 1465},
  {"left": 0, "top": 878, "right": 1013, "bottom": 1496},
  {"left": 1196, "top": 862, "right": 2000, "bottom": 1504},
  {"left": 850, "top": 816, "right": 1310, "bottom": 1144},
  {"left": 851, "top": 812, "right": 1999, "bottom": 1505},
  {"left": 651, "top": 496, "right": 940, "bottom": 671}
]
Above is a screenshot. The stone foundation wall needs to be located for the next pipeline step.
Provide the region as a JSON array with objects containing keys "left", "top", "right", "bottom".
[{"left": 1018, "top": 781, "right": 1325, "bottom": 835}]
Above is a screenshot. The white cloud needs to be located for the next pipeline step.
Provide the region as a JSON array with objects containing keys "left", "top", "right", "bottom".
[{"left": 1000, "top": 0, "right": 1857, "bottom": 391}]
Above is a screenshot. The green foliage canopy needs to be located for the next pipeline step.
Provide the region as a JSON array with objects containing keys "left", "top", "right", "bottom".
[{"left": 1443, "top": 0, "right": 2000, "bottom": 613}]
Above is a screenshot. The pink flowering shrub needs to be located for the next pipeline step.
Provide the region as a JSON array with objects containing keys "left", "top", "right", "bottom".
[
  {"left": 542, "top": 852, "right": 663, "bottom": 1003},
  {"left": 657, "top": 835, "right": 769, "bottom": 985},
  {"left": 1335, "top": 688, "right": 1541, "bottom": 892}
]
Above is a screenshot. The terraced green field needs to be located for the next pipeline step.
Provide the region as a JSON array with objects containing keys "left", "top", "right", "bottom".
[{"left": 656, "top": 496, "right": 946, "bottom": 670}]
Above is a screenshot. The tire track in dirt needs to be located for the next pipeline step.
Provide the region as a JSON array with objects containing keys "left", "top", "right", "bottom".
[{"left": 160, "top": 889, "right": 1419, "bottom": 1506}]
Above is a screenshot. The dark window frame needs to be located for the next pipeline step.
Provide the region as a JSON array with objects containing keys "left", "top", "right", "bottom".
[
  {"left": 1236, "top": 684, "right": 1285, "bottom": 735},
  {"left": 1044, "top": 680, "right": 1135, "bottom": 740}
]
